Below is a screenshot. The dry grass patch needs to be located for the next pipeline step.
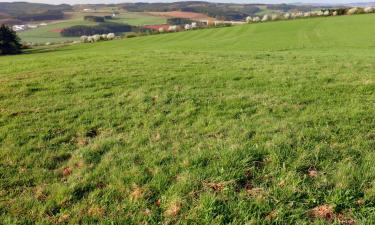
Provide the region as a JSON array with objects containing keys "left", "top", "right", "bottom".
[
  {"left": 34, "top": 186, "right": 48, "bottom": 201},
  {"left": 74, "top": 160, "right": 85, "bottom": 169},
  {"left": 143, "top": 208, "right": 152, "bottom": 216},
  {"left": 309, "top": 204, "right": 334, "bottom": 221},
  {"left": 62, "top": 167, "right": 72, "bottom": 177},
  {"left": 246, "top": 187, "right": 264, "bottom": 197},
  {"left": 309, "top": 205, "right": 357, "bottom": 224},
  {"left": 130, "top": 186, "right": 144, "bottom": 201},
  {"left": 152, "top": 132, "right": 161, "bottom": 142},
  {"left": 203, "top": 180, "right": 235, "bottom": 192},
  {"left": 265, "top": 210, "right": 278, "bottom": 222},
  {"left": 308, "top": 167, "right": 318, "bottom": 178},
  {"left": 164, "top": 201, "right": 182, "bottom": 217},
  {"left": 76, "top": 137, "right": 88, "bottom": 147},
  {"left": 57, "top": 213, "right": 70, "bottom": 224},
  {"left": 88, "top": 206, "right": 106, "bottom": 217},
  {"left": 356, "top": 199, "right": 365, "bottom": 206},
  {"left": 336, "top": 214, "right": 357, "bottom": 225}
]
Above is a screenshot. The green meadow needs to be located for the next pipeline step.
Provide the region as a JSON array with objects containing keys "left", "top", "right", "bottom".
[
  {"left": 1, "top": 14, "right": 375, "bottom": 224},
  {"left": 18, "top": 19, "right": 95, "bottom": 44},
  {"left": 108, "top": 12, "right": 166, "bottom": 26}
]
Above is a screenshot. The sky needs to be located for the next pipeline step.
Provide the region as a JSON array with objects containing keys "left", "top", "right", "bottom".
[{"left": 0, "top": 0, "right": 372, "bottom": 4}]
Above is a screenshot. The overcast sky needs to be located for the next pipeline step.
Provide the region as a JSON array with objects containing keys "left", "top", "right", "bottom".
[{"left": 0, "top": 0, "right": 373, "bottom": 4}]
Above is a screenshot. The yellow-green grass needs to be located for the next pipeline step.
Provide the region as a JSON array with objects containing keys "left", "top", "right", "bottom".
[{"left": 1, "top": 14, "right": 375, "bottom": 224}]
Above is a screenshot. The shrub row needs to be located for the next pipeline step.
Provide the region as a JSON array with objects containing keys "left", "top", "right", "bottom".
[
  {"left": 83, "top": 16, "right": 105, "bottom": 23},
  {"left": 61, "top": 22, "right": 133, "bottom": 37}
]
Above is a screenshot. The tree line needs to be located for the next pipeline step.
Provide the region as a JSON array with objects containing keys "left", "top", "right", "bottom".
[{"left": 61, "top": 23, "right": 134, "bottom": 37}]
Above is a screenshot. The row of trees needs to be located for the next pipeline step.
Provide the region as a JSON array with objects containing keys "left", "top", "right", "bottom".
[
  {"left": 83, "top": 15, "right": 114, "bottom": 23},
  {"left": 84, "top": 16, "right": 106, "bottom": 23},
  {"left": 61, "top": 22, "right": 133, "bottom": 37},
  {"left": 166, "top": 18, "right": 193, "bottom": 25}
]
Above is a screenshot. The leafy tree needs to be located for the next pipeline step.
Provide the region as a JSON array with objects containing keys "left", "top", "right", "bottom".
[{"left": 0, "top": 24, "right": 21, "bottom": 55}]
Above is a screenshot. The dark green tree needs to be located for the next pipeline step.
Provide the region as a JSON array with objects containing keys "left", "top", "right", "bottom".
[{"left": 0, "top": 24, "right": 22, "bottom": 55}]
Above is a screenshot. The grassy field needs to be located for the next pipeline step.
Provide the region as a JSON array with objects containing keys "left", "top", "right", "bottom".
[
  {"left": 1, "top": 14, "right": 375, "bottom": 224},
  {"left": 18, "top": 11, "right": 166, "bottom": 44},
  {"left": 108, "top": 12, "right": 166, "bottom": 26},
  {"left": 18, "top": 19, "right": 95, "bottom": 44},
  {"left": 69, "top": 10, "right": 167, "bottom": 26}
]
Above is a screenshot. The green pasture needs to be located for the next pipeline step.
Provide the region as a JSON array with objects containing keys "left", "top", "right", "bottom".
[
  {"left": 18, "top": 19, "right": 95, "bottom": 44},
  {"left": 1, "top": 14, "right": 375, "bottom": 224}
]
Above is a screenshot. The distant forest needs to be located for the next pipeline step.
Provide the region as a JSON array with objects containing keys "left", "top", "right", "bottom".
[
  {"left": 119, "top": 2, "right": 320, "bottom": 20},
  {"left": 120, "top": 2, "right": 262, "bottom": 20},
  {"left": 0, "top": 2, "right": 72, "bottom": 24}
]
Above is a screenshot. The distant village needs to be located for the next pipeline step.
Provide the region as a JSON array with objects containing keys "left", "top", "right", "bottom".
[{"left": 12, "top": 22, "right": 48, "bottom": 32}]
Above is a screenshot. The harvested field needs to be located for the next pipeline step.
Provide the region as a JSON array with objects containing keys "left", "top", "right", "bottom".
[
  {"left": 143, "top": 24, "right": 170, "bottom": 31},
  {"left": 50, "top": 28, "right": 63, "bottom": 33},
  {"left": 147, "top": 11, "right": 213, "bottom": 20}
]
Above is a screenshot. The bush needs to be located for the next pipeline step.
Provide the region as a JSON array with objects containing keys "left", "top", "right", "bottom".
[
  {"left": 327, "top": 8, "right": 349, "bottom": 16},
  {"left": 84, "top": 16, "right": 105, "bottom": 23},
  {"left": 125, "top": 34, "right": 138, "bottom": 38},
  {"left": 0, "top": 24, "right": 21, "bottom": 55},
  {"left": 212, "top": 23, "right": 232, "bottom": 28},
  {"left": 99, "top": 22, "right": 132, "bottom": 33}
]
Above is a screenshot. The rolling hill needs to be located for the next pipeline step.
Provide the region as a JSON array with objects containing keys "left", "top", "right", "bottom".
[
  {"left": 17, "top": 11, "right": 166, "bottom": 44},
  {"left": 0, "top": 14, "right": 375, "bottom": 224}
]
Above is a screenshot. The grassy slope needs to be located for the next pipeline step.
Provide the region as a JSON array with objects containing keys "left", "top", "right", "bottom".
[{"left": 1, "top": 14, "right": 375, "bottom": 224}]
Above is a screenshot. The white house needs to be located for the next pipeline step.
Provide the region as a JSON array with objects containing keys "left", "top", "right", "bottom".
[
  {"left": 12, "top": 25, "right": 26, "bottom": 31},
  {"left": 27, "top": 24, "right": 38, "bottom": 29}
]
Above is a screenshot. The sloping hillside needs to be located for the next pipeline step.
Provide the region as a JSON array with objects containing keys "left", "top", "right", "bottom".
[
  {"left": 0, "top": 14, "right": 374, "bottom": 224},
  {"left": 120, "top": 2, "right": 321, "bottom": 20},
  {"left": 0, "top": 2, "right": 71, "bottom": 22}
]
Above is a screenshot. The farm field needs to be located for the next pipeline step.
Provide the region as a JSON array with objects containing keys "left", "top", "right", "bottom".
[
  {"left": 108, "top": 12, "right": 167, "bottom": 26},
  {"left": 18, "top": 11, "right": 166, "bottom": 44},
  {"left": 1, "top": 14, "right": 375, "bottom": 224},
  {"left": 18, "top": 19, "right": 95, "bottom": 44},
  {"left": 146, "top": 11, "right": 213, "bottom": 20}
]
